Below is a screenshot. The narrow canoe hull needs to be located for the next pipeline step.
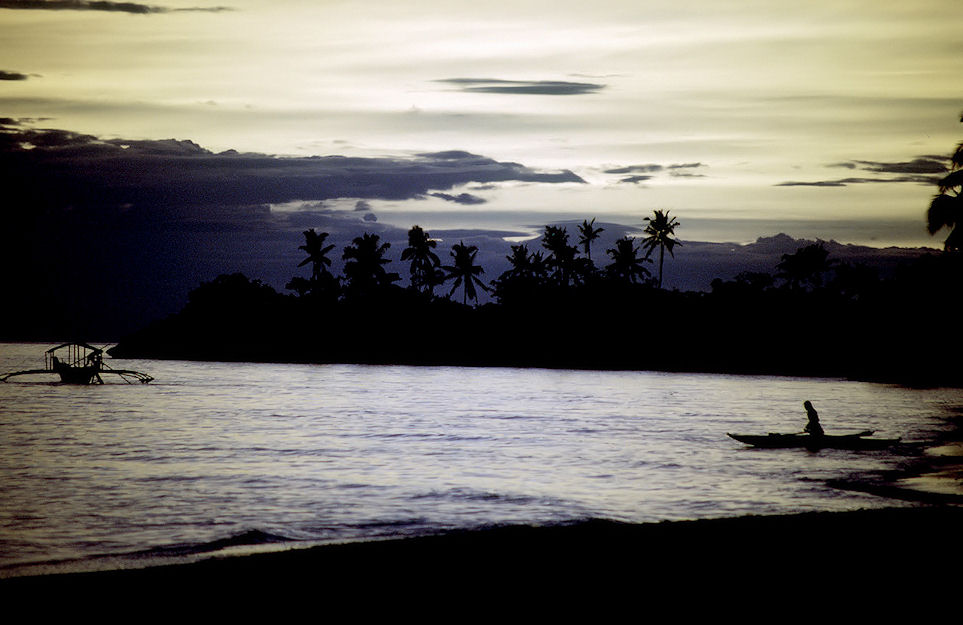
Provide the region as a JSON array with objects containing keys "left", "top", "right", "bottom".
[{"left": 727, "top": 432, "right": 899, "bottom": 450}]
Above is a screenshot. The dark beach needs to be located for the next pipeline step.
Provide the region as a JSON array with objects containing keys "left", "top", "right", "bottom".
[{"left": 4, "top": 506, "right": 961, "bottom": 611}]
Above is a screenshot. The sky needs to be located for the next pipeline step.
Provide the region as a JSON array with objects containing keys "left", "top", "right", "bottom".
[
  {"left": 1, "top": 0, "right": 962, "bottom": 338},
  {"left": 2, "top": 0, "right": 960, "bottom": 247}
]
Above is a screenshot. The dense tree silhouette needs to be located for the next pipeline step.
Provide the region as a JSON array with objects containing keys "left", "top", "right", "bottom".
[
  {"left": 827, "top": 262, "right": 879, "bottom": 302},
  {"left": 640, "top": 210, "right": 682, "bottom": 288},
  {"left": 444, "top": 241, "right": 489, "bottom": 305},
  {"left": 775, "top": 243, "right": 835, "bottom": 292},
  {"left": 927, "top": 111, "right": 963, "bottom": 251},
  {"left": 529, "top": 249, "right": 550, "bottom": 285},
  {"left": 342, "top": 233, "right": 400, "bottom": 297},
  {"left": 112, "top": 218, "right": 963, "bottom": 386},
  {"left": 493, "top": 244, "right": 555, "bottom": 305},
  {"left": 605, "top": 237, "right": 651, "bottom": 284},
  {"left": 710, "top": 271, "right": 774, "bottom": 298},
  {"left": 401, "top": 225, "right": 444, "bottom": 297}
]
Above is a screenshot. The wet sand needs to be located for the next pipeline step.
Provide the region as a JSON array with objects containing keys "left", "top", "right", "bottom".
[{"left": 4, "top": 506, "right": 961, "bottom": 613}]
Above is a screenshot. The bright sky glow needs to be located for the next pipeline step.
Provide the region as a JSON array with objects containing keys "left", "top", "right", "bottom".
[{"left": 1, "top": 0, "right": 961, "bottom": 246}]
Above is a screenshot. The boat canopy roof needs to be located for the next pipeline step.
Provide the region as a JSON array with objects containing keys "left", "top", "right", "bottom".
[{"left": 45, "top": 342, "right": 103, "bottom": 355}]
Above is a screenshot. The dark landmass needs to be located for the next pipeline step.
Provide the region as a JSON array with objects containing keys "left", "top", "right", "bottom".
[
  {"left": 108, "top": 246, "right": 963, "bottom": 387},
  {"left": 4, "top": 507, "right": 961, "bottom": 611}
]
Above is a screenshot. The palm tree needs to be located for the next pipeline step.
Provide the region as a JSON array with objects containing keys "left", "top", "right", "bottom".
[
  {"left": 529, "top": 250, "right": 549, "bottom": 284},
  {"left": 290, "top": 228, "right": 339, "bottom": 300},
  {"left": 578, "top": 218, "right": 604, "bottom": 260},
  {"left": 927, "top": 111, "right": 963, "bottom": 251},
  {"left": 297, "top": 228, "right": 335, "bottom": 281},
  {"left": 605, "top": 237, "right": 651, "bottom": 283},
  {"left": 640, "top": 210, "right": 682, "bottom": 289},
  {"left": 541, "top": 225, "right": 578, "bottom": 287},
  {"left": 342, "top": 233, "right": 400, "bottom": 297},
  {"left": 444, "top": 241, "right": 489, "bottom": 305},
  {"left": 501, "top": 244, "right": 535, "bottom": 281},
  {"left": 401, "top": 225, "right": 444, "bottom": 296}
]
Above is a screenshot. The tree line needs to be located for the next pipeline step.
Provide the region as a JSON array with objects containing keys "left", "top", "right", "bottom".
[{"left": 284, "top": 210, "right": 682, "bottom": 307}]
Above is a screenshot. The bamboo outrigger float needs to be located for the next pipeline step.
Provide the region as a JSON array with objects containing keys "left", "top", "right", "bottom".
[{"left": 0, "top": 342, "right": 153, "bottom": 384}]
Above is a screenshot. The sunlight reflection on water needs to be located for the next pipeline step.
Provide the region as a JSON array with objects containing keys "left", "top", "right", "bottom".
[{"left": 0, "top": 343, "right": 960, "bottom": 570}]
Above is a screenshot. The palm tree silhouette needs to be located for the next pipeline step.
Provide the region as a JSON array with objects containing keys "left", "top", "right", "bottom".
[
  {"left": 444, "top": 241, "right": 489, "bottom": 305},
  {"left": 927, "top": 111, "right": 963, "bottom": 251},
  {"left": 342, "top": 233, "right": 400, "bottom": 296},
  {"left": 297, "top": 228, "right": 335, "bottom": 281},
  {"left": 640, "top": 210, "right": 682, "bottom": 289},
  {"left": 401, "top": 225, "right": 444, "bottom": 296},
  {"left": 578, "top": 218, "right": 604, "bottom": 260},
  {"left": 605, "top": 237, "right": 651, "bottom": 283},
  {"left": 502, "top": 244, "right": 535, "bottom": 281},
  {"left": 541, "top": 225, "right": 578, "bottom": 287}
]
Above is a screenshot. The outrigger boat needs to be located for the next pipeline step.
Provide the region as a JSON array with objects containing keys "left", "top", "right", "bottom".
[
  {"left": 727, "top": 431, "right": 899, "bottom": 450},
  {"left": 0, "top": 342, "right": 153, "bottom": 384}
]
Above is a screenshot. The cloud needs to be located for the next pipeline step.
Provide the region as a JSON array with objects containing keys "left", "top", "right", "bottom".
[
  {"left": 605, "top": 162, "right": 707, "bottom": 182},
  {"left": 0, "top": 70, "right": 31, "bottom": 81},
  {"left": 775, "top": 180, "right": 853, "bottom": 187},
  {"left": 435, "top": 78, "right": 605, "bottom": 96},
  {"left": 0, "top": 123, "right": 583, "bottom": 220},
  {"left": 604, "top": 164, "right": 663, "bottom": 175},
  {"left": 603, "top": 162, "right": 708, "bottom": 184},
  {"left": 779, "top": 156, "right": 947, "bottom": 187},
  {"left": 428, "top": 192, "right": 487, "bottom": 205},
  {"left": 851, "top": 158, "right": 948, "bottom": 175},
  {"left": 617, "top": 175, "right": 655, "bottom": 184},
  {"left": 0, "top": 0, "right": 231, "bottom": 13},
  {"left": 777, "top": 176, "right": 939, "bottom": 187}
]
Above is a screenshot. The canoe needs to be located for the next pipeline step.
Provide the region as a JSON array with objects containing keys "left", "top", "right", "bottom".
[{"left": 727, "top": 432, "right": 899, "bottom": 450}]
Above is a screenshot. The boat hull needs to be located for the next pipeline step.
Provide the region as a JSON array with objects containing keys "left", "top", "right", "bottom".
[{"left": 727, "top": 432, "right": 899, "bottom": 450}]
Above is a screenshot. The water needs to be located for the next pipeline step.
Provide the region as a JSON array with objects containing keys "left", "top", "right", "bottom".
[{"left": 0, "top": 342, "right": 959, "bottom": 577}]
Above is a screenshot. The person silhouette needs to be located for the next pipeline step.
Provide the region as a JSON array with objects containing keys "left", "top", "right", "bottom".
[{"left": 803, "top": 400, "right": 824, "bottom": 437}]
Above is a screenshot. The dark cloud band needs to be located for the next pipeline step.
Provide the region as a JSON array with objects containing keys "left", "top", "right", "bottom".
[
  {"left": 0, "top": 123, "right": 583, "bottom": 216},
  {"left": 0, "top": 0, "right": 231, "bottom": 13},
  {"left": 778, "top": 156, "right": 947, "bottom": 187},
  {"left": 0, "top": 70, "right": 31, "bottom": 80},
  {"left": 429, "top": 192, "right": 487, "bottom": 205},
  {"left": 435, "top": 78, "right": 604, "bottom": 96},
  {"left": 776, "top": 176, "right": 938, "bottom": 187}
]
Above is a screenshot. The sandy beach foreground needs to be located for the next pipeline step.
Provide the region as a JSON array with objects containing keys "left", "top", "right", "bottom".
[{"left": 4, "top": 506, "right": 961, "bottom": 612}]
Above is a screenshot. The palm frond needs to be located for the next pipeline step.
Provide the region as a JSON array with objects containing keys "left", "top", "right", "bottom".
[{"left": 938, "top": 169, "right": 963, "bottom": 193}]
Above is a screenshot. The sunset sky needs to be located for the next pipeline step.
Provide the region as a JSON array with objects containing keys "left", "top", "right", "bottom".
[{"left": 3, "top": 0, "right": 961, "bottom": 249}]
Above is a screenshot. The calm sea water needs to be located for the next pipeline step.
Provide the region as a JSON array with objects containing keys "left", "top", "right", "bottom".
[{"left": 1, "top": 342, "right": 959, "bottom": 577}]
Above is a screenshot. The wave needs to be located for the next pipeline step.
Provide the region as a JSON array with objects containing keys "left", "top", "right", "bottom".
[
  {"left": 412, "top": 487, "right": 543, "bottom": 506},
  {"left": 134, "top": 528, "right": 294, "bottom": 558},
  {"left": 0, "top": 529, "right": 296, "bottom": 579}
]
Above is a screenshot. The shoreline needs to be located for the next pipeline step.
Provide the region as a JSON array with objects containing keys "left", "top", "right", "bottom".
[
  {"left": 8, "top": 464, "right": 960, "bottom": 609},
  {"left": 3, "top": 506, "right": 962, "bottom": 600},
  {"left": 113, "top": 350, "right": 963, "bottom": 390},
  {"left": 5, "top": 338, "right": 960, "bottom": 388}
]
